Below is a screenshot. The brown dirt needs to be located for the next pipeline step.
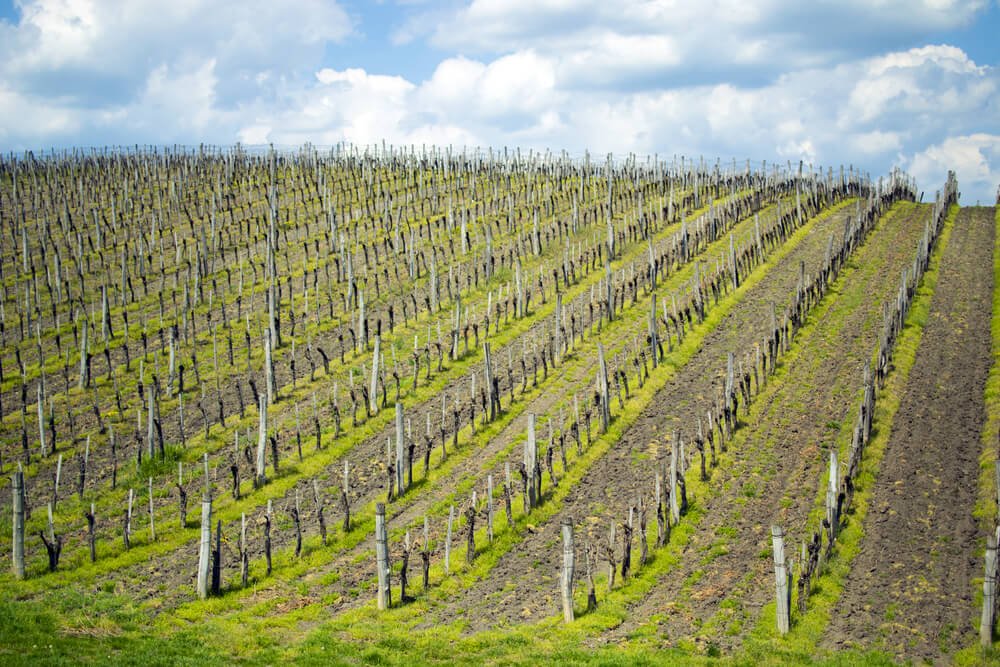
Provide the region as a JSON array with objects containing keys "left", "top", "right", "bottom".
[
  {"left": 595, "top": 202, "right": 931, "bottom": 650},
  {"left": 30, "top": 191, "right": 763, "bottom": 611},
  {"left": 416, "top": 202, "right": 915, "bottom": 634},
  {"left": 822, "top": 206, "right": 995, "bottom": 663}
]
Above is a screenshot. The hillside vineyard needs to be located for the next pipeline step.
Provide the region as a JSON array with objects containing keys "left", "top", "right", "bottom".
[{"left": 0, "top": 144, "right": 995, "bottom": 664}]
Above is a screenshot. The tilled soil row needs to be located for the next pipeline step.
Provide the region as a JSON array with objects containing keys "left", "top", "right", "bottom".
[
  {"left": 428, "top": 200, "right": 927, "bottom": 636},
  {"left": 822, "top": 206, "right": 995, "bottom": 663},
  {"left": 412, "top": 200, "right": 884, "bottom": 632},
  {"left": 9, "top": 188, "right": 799, "bottom": 603},
  {"left": 604, "top": 202, "right": 932, "bottom": 650}
]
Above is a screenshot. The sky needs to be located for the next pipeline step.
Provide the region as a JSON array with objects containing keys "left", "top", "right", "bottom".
[{"left": 0, "top": 0, "right": 998, "bottom": 203}]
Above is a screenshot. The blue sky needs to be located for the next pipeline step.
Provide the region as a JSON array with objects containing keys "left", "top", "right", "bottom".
[{"left": 0, "top": 0, "right": 998, "bottom": 203}]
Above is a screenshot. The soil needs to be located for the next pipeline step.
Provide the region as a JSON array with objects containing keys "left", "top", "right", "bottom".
[
  {"left": 414, "top": 201, "right": 925, "bottom": 643},
  {"left": 822, "top": 206, "right": 995, "bottom": 664},
  {"left": 16, "top": 187, "right": 765, "bottom": 609},
  {"left": 40, "top": 187, "right": 808, "bottom": 616},
  {"left": 412, "top": 201, "right": 922, "bottom": 635},
  {"left": 594, "top": 202, "right": 932, "bottom": 651}
]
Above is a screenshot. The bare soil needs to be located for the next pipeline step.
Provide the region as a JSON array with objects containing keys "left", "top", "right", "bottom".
[
  {"left": 822, "top": 206, "right": 995, "bottom": 664},
  {"left": 418, "top": 204, "right": 924, "bottom": 635}
]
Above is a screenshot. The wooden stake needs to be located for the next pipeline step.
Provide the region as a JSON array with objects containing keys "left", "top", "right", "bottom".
[
  {"left": 561, "top": 518, "right": 575, "bottom": 622},
  {"left": 395, "top": 402, "right": 407, "bottom": 495},
  {"left": 197, "top": 453, "right": 212, "bottom": 599},
  {"left": 341, "top": 460, "right": 350, "bottom": 532},
  {"left": 445, "top": 505, "right": 454, "bottom": 574},
  {"left": 771, "top": 525, "right": 791, "bottom": 634},
  {"left": 525, "top": 414, "right": 538, "bottom": 510},
  {"left": 148, "top": 476, "right": 156, "bottom": 542},
  {"left": 982, "top": 533, "right": 998, "bottom": 646},
  {"left": 12, "top": 468, "right": 25, "bottom": 579},
  {"left": 256, "top": 395, "right": 267, "bottom": 488},
  {"left": 375, "top": 502, "right": 390, "bottom": 610}
]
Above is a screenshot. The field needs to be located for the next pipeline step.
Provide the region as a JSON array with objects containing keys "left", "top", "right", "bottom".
[{"left": 0, "top": 145, "right": 996, "bottom": 665}]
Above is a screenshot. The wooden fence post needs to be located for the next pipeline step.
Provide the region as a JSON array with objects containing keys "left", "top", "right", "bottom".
[
  {"left": 981, "top": 534, "right": 998, "bottom": 646},
  {"left": 561, "top": 518, "right": 575, "bottom": 623},
  {"left": 375, "top": 502, "right": 390, "bottom": 610},
  {"left": 12, "top": 468, "right": 25, "bottom": 579},
  {"left": 771, "top": 525, "right": 791, "bottom": 634}
]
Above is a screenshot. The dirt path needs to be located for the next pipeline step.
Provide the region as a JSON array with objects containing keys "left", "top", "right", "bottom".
[
  {"left": 822, "top": 206, "right": 995, "bottom": 663},
  {"left": 418, "top": 202, "right": 890, "bottom": 632}
]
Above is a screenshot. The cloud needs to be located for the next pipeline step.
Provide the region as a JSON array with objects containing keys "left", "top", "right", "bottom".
[
  {"left": 907, "top": 134, "right": 1000, "bottom": 203},
  {"left": 0, "top": 1, "right": 997, "bottom": 203},
  {"left": 842, "top": 44, "right": 995, "bottom": 125},
  {"left": 401, "top": 0, "right": 990, "bottom": 89},
  {"left": 0, "top": 0, "right": 353, "bottom": 107},
  {"left": 418, "top": 52, "right": 558, "bottom": 121},
  {"left": 226, "top": 40, "right": 997, "bottom": 205}
]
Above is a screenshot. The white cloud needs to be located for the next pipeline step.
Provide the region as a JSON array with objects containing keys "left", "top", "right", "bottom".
[
  {"left": 419, "top": 51, "right": 558, "bottom": 120},
  {"left": 0, "top": 0, "right": 352, "bottom": 106},
  {"left": 0, "top": 1, "right": 997, "bottom": 203},
  {"left": 843, "top": 44, "right": 996, "bottom": 124},
  {"left": 404, "top": 0, "right": 989, "bottom": 83},
  {"left": 907, "top": 134, "right": 1000, "bottom": 204}
]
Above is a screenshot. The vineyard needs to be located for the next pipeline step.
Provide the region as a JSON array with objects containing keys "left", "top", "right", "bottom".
[{"left": 0, "top": 144, "right": 996, "bottom": 665}]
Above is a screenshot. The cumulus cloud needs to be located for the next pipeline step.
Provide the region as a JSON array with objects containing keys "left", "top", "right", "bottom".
[
  {"left": 0, "top": 0, "right": 997, "bottom": 202},
  {"left": 401, "top": 0, "right": 989, "bottom": 88},
  {"left": 907, "top": 134, "right": 1000, "bottom": 204},
  {"left": 0, "top": 0, "right": 352, "bottom": 107}
]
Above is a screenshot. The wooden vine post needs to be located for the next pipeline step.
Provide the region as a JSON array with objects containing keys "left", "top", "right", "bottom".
[
  {"left": 256, "top": 395, "right": 268, "bottom": 488},
  {"left": 597, "top": 343, "right": 611, "bottom": 432},
  {"left": 524, "top": 414, "right": 538, "bottom": 510},
  {"left": 197, "top": 453, "right": 212, "bottom": 599},
  {"left": 982, "top": 534, "right": 998, "bottom": 647},
  {"left": 445, "top": 505, "right": 454, "bottom": 574},
  {"left": 561, "top": 518, "right": 575, "bottom": 623},
  {"left": 341, "top": 460, "right": 351, "bottom": 531},
  {"left": 395, "top": 402, "right": 408, "bottom": 496},
  {"left": 12, "top": 468, "right": 25, "bottom": 579},
  {"left": 375, "top": 502, "right": 391, "bottom": 610},
  {"left": 826, "top": 448, "right": 839, "bottom": 542},
  {"left": 771, "top": 525, "right": 791, "bottom": 634}
]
